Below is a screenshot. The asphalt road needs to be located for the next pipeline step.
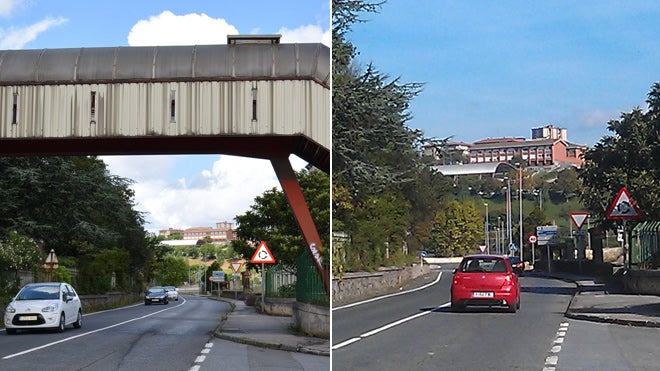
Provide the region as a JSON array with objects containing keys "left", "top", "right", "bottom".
[
  {"left": 0, "top": 295, "right": 329, "bottom": 371},
  {"left": 332, "top": 265, "right": 579, "bottom": 370}
]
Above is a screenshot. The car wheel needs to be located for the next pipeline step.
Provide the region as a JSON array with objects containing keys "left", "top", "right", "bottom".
[
  {"left": 508, "top": 302, "right": 518, "bottom": 313},
  {"left": 6, "top": 328, "right": 16, "bottom": 335},
  {"left": 73, "top": 310, "right": 82, "bottom": 328},
  {"left": 57, "top": 313, "right": 65, "bottom": 332},
  {"left": 451, "top": 301, "right": 462, "bottom": 313},
  {"left": 164, "top": 299, "right": 169, "bottom": 304},
  {"left": 145, "top": 300, "right": 150, "bottom": 305}
]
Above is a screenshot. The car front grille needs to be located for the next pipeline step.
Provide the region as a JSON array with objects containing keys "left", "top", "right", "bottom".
[{"left": 12, "top": 313, "right": 46, "bottom": 326}]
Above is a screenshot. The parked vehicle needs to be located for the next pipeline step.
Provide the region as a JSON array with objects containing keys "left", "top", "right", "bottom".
[
  {"left": 144, "top": 287, "right": 169, "bottom": 305},
  {"left": 451, "top": 254, "right": 521, "bottom": 313},
  {"left": 4, "top": 282, "right": 83, "bottom": 334},
  {"left": 507, "top": 256, "right": 525, "bottom": 276},
  {"left": 164, "top": 286, "right": 179, "bottom": 301}
]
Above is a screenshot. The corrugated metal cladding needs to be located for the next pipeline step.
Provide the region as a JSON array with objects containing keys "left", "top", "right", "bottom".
[
  {"left": 0, "top": 80, "right": 330, "bottom": 150},
  {"left": 0, "top": 44, "right": 330, "bottom": 86}
]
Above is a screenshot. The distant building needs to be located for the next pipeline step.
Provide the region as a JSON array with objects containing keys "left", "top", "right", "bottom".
[
  {"left": 423, "top": 141, "right": 470, "bottom": 165},
  {"left": 159, "top": 221, "right": 235, "bottom": 244},
  {"left": 425, "top": 125, "right": 586, "bottom": 169}
]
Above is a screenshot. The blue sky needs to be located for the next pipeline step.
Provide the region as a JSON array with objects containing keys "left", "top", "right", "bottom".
[
  {"left": 348, "top": 0, "right": 660, "bottom": 146},
  {"left": 0, "top": 0, "right": 330, "bottom": 233}
]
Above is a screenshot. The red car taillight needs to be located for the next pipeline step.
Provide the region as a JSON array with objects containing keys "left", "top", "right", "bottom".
[{"left": 502, "top": 274, "right": 515, "bottom": 287}]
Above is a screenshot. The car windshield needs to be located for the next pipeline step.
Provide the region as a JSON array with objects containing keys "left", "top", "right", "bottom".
[
  {"left": 461, "top": 258, "right": 507, "bottom": 273},
  {"left": 165, "top": 286, "right": 175, "bottom": 291},
  {"left": 17, "top": 285, "right": 60, "bottom": 300},
  {"left": 148, "top": 288, "right": 164, "bottom": 294}
]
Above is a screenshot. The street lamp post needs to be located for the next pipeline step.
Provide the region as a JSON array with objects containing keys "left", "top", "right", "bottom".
[
  {"left": 517, "top": 163, "right": 523, "bottom": 261},
  {"left": 484, "top": 203, "right": 489, "bottom": 253},
  {"left": 506, "top": 177, "right": 512, "bottom": 249}
]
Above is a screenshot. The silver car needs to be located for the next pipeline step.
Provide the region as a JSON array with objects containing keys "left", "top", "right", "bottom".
[
  {"left": 164, "top": 286, "right": 179, "bottom": 301},
  {"left": 4, "top": 282, "right": 83, "bottom": 334}
]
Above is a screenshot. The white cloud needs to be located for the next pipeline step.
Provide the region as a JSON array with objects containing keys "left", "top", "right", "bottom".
[
  {"left": 0, "top": 0, "right": 24, "bottom": 18},
  {"left": 0, "top": 17, "right": 67, "bottom": 49},
  {"left": 279, "top": 24, "right": 331, "bottom": 46},
  {"left": 127, "top": 11, "right": 239, "bottom": 46},
  {"left": 103, "top": 155, "right": 307, "bottom": 234},
  {"left": 127, "top": 10, "right": 329, "bottom": 47}
]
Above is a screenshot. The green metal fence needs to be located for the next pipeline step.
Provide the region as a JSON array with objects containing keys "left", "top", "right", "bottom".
[
  {"left": 265, "top": 263, "right": 296, "bottom": 298},
  {"left": 631, "top": 221, "right": 660, "bottom": 269},
  {"left": 295, "top": 249, "right": 329, "bottom": 306}
]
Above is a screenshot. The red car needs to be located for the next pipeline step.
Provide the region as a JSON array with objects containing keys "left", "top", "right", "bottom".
[{"left": 451, "top": 254, "right": 521, "bottom": 313}]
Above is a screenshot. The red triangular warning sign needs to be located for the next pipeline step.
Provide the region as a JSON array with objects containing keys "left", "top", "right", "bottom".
[
  {"left": 250, "top": 241, "right": 276, "bottom": 264},
  {"left": 569, "top": 212, "right": 589, "bottom": 230},
  {"left": 230, "top": 262, "right": 242, "bottom": 273},
  {"left": 606, "top": 187, "right": 641, "bottom": 220}
]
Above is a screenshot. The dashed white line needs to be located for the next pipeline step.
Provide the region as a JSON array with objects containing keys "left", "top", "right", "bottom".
[
  {"left": 544, "top": 322, "right": 569, "bottom": 370},
  {"left": 189, "top": 342, "right": 214, "bottom": 371}
]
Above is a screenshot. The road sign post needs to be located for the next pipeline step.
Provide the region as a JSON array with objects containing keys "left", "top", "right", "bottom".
[
  {"left": 250, "top": 241, "right": 276, "bottom": 309},
  {"left": 606, "top": 187, "right": 641, "bottom": 269},
  {"left": 528, "top": 235, "right": 537, "bottom": 267}
]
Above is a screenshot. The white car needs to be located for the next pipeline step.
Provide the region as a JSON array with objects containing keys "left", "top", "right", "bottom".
[
  {"left": 4, "top": 282, "right": 82, "bottom": 334},
  {"left": 164, "top": 286, "right": 179, "bottom": 301}
]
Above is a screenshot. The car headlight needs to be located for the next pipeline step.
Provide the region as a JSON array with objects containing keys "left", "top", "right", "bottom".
[
  {"left": 6, "top": 304, "right": 16, "bottom": 314},
  {"left": 42, "top": 303, "right": 60, "bottom": 312}
]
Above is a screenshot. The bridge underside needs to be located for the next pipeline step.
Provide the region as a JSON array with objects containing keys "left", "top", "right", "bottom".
[{"left": 0, "top": 135, "right": 329, "bottom": 173}]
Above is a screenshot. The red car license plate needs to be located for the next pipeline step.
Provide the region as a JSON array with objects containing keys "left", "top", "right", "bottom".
[{"left": 472, "top": 291, "right": 494, "bottom": 298}]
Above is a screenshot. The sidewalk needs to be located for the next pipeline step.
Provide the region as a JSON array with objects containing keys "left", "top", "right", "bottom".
[
  {"left": 531, "top": 271, "right": 660, "bottom": 328},
  {"left": 213, "top": 297, "right": 330, "bottom": 356}
]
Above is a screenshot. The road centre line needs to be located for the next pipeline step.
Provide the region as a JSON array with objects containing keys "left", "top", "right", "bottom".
[
  {"left": 332, "top": 271, "right": 443, "bottom": 311},
  {"left": 2, "top": 298, "right": 187, "bottom": 360},
  {"left": 332, "top": 302, "right": 450, "bottom": 350}
]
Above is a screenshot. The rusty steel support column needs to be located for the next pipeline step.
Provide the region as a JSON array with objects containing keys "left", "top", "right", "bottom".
[{"left": 270, "top": 157, "right": 329, "bottom": 295}]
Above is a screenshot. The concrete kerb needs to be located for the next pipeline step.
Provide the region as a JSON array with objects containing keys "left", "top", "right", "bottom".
[
  {"left": 551, "top": 274, "right": 660, "bottom": 328},
  {"left": 210, "top": 296, "right": 330, "bottom": 357}
]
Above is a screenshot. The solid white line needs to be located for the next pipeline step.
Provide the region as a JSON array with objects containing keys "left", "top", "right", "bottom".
[
  {"left": 331, "top": 337, "right": 361, "bottom": 350},
  {"left": 2, "top": 300, "right": 186, "bottom": 360},
  {"left": 360, "top": 310, "right": 433, "bottom": 337},
  {"left": 332, "top": 271, "right": 443, "bottom": 311},
  {"left": 332, "top": 302, "right": 450, "bottom": 350}
]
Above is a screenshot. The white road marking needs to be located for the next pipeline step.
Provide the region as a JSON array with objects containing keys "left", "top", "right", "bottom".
[
  {"left": 194, "top": 355, "right": 206, "bottom": 363},
  {"left": 544, "top": 322, "right": 569, "bottom": 369},
  {"left": 332, "top": 271, "right": 443, "bottom": 311},
  {"left": 2, "top": 299, "right": 187, "bottom": 360},
  {"left": 332, "top": 302, "right": 450, "bottom": 350}
]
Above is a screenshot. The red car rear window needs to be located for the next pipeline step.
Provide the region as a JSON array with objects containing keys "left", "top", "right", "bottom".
[{"left": 461, "top": 258, "right": 508, "bottom": 273}]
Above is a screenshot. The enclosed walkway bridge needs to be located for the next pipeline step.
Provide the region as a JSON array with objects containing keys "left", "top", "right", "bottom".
[{"left": 0, "top": 36, "right": 330, "bottom": 291}]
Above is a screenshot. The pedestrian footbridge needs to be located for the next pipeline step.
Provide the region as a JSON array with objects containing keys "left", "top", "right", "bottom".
[{"left": 0, "top": 35, "right": 330, "bottom": 291}]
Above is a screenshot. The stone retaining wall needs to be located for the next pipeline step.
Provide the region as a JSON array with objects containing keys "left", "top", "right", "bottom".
[
  {"left": 292, "top": 301, "right": 329, "bottom": 338},
  {"left": 332, "top": 264, "right": 431, "bottom": 304},
  {"left": 262, "top": 297, "right": 295, "bottom": 316},
  {"left": 622, "top": 270, "right": 660, "bottom": 295}
]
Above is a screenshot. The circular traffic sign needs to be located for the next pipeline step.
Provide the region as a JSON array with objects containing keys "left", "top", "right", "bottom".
[{"left": 528, "top": 235, "right": 537, "bottom": 244}]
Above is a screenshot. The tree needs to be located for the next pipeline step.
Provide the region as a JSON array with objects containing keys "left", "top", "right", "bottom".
[
  {"left": 332, "top": 0, "right": 451, "bottom": 272},
  {"left": 580, "top": 82, "right": 660, "bottom": 225},
  {"left": 153, "top": 256, "right": 188, "bottom": 286},
  {"left": 432, "top": 200, "right": 483, "bottom": 257},
  {"left": 232, "top": 169, "right": 330, "bottom": 269}
]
